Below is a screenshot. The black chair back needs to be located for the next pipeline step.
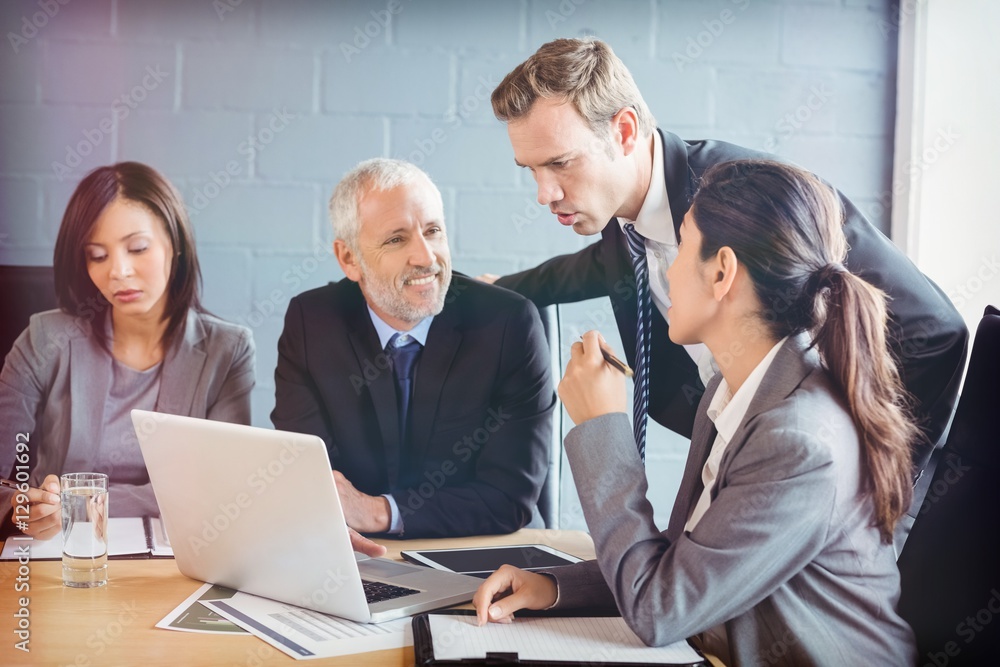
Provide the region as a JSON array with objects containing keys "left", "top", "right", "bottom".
[
  {"left": 897, "top": 305, "right": 1000, "bottom": 665},
  {"left": 0, "top": 265, "right": 57, "bottom": 363},
  {"left": 535, "top": 304, "right": 563, "bottom": 529}
]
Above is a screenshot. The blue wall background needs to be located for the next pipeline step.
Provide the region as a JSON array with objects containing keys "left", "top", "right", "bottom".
[{"left": 0, "top": 0, "right": 898, "bottom": 529}]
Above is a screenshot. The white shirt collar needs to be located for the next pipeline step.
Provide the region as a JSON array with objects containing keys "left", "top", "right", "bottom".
[
  {"left": 706, "top": 337, "right": 789, "bottom": 443},
  {"left": 367, "top": 306, "right": 433, "bottom": 350},
  {"left": 617, "top": 131, "right": 676, "bottom": 246}
]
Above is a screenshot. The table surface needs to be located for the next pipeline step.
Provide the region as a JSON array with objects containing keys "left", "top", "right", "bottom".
[{"left": 0, "top": 529, "right": 602, "bottom": 667}]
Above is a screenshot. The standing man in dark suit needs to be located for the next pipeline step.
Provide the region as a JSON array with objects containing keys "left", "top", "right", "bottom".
[
  {"left": 482, "top": 38, "right": 966, "bottom": 476},
  {"left": 273, "top": 158, "right": 555, "bottom": 541}
]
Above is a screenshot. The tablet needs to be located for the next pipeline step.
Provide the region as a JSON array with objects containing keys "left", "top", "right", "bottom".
[{"left": 401, "top": 544, "right": 582, "bottom": 578}]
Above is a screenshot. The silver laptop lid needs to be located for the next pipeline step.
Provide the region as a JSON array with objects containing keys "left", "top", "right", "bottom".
[{"left": 131, "top": 410, "right": 372, "bottom": 622}]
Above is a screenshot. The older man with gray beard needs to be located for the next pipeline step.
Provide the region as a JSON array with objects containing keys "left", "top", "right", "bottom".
[{"left": 272, "top": 158, "right": 556, "bottom": 546}]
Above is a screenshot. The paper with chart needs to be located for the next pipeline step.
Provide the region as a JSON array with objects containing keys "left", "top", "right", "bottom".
[
  {"left": 204, "top": 590, "right": 411, "bottom": 660},
  {"left": 156, "top": 582, "right": 249, "bottom": 634},
  {"left": 428, "top": 614, "right": 703, "bottom": 664}
]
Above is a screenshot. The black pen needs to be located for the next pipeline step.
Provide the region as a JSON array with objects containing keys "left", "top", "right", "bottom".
[
  {"left": 579, "top": 337, "right": 634, "bottom": 377},
  {"left": 1, "top": 478, "right": 23, "bottom": 491}
]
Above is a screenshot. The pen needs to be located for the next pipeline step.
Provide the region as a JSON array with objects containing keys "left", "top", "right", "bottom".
[
  {"left": 1, "top": 478, "right": 23, "bottom": 491},
  {"left": 579, "top": 337, "right": 634, "bottom": 377}
]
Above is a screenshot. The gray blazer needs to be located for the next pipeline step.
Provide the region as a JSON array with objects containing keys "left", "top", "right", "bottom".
[
  {"left": 548, "top": 335, "right": 917, "bottom": 666},
  {"left": 0, "top": 309, "right": 255, "bottom": 516}
]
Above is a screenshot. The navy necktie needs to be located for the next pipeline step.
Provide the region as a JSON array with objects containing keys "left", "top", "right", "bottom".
[
  {"left": 387, "top": 333, "right": 422, "bottom": 449},
  {"left": 623, "top": 223, "right": 650, "bottom": 463}
]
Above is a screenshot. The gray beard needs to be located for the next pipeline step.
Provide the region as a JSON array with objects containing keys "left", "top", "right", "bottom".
[{"left": 358, "top": 259, "right": 452, "bottom": 325}]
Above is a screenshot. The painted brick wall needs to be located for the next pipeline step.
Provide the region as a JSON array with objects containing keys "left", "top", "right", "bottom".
[{"left": 0, "top": 0, "right": 898, "bottom": 529}]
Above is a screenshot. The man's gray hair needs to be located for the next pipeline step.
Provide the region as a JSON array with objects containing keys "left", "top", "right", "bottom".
[{"left": 328, "top": 158, "right": 441, "bottom": 250}]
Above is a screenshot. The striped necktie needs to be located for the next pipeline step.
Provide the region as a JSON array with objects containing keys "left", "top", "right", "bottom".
[{"left": 623, "top": 222, "right": 650, "bottom": 463}]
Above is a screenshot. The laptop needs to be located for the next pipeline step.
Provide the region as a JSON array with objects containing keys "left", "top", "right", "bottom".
[{"left": 130, "top": 409, "right": 482, "bottom": 623}]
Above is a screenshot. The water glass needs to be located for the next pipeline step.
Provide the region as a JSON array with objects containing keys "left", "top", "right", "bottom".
[{"left": 61, "top": 472, "right": 109, "bottom": 588}]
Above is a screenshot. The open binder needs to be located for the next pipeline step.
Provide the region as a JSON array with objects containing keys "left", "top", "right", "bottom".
[
  {"left": 0, "top": 516, "right": 172, "bottom": 560},
  {"left": 413, "top": 610, "right": 707, "bottom": 666}
]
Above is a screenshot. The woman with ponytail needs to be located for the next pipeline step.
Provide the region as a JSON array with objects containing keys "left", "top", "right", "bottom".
[{"left": 473, "top": 160, "right": 919, "bottom": 665}]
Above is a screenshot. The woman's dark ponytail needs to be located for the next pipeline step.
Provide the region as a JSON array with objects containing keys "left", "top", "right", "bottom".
[{"left": 692, "top": 161, "right": 919, "bottom": 543}]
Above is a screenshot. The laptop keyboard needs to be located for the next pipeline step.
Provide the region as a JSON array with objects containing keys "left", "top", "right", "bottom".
[{"left": 362, "top": 579, "right": 420, "bottom": 604}]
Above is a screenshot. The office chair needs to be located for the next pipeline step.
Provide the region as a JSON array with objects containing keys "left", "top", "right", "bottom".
[
  {"left": 0, "top": 265, "right": 58, "bottom": 363},
  {"left": 535, "top": 304, "right": 563, "bottom": 529},
  {"left": 896, "top": 305, "right": 1000, "bottom": 665},
  {"left": 0, "top": 265, "right": 57, "bottom": 539}
]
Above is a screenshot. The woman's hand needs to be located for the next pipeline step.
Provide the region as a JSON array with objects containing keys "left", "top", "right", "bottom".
[
  {"left": 473, "top": 564, "right": 558, "bottom": 625},
  {"left": 558, "top": 330, "right": 628, "bottom": 426},
  {"left": 10, "top": 474, "right": 62, "bottom": 541}
]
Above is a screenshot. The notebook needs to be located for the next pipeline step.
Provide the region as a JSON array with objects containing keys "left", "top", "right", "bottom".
[
  {"left": 130, "top": 409, "right": 482, "bottom": 623},
  {"left": 0, "top": 516, "right": 172, "bottom": 560},
  {"left": 414, "top": 611, "right": 706, "bottom": 666}
]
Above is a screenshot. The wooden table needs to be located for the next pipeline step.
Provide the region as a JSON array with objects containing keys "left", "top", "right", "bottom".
[{"left": 0, "top": 529, "right": 599, "bottom": 666}]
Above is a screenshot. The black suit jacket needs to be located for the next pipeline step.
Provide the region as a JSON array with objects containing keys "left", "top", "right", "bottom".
[
  {"left": 271, "top": 274, "right": 555, "bottom": 538},
  {"left": 497, "top": 129, "right": 968, "bottom": 472}
]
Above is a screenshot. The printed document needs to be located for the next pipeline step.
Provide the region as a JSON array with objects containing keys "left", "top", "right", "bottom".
[{"left": 204, "top": 590, "right": 411, "bottom": 660}]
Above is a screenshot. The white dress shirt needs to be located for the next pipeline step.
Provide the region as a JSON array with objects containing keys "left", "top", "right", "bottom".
[
  {"left": 616, "top": 131, "right": 715, "bottom": 385},
  {"left": 684, "top": 337, "right": 789, "bottom": 533}
]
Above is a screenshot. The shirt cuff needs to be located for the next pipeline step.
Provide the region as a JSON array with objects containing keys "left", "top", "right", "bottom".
[
  {"left": 539, "top": 571, "right": 560, "bottom": 609},
  {"left": 383, "top": 493, "right": 404, "bottom": 534}
]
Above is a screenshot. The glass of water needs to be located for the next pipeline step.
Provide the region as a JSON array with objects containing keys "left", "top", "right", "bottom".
[{"left": 61, "top": 472, "right": 109, "bottom": 588}]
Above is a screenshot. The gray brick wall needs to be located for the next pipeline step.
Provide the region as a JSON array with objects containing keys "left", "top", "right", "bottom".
[{"left": 0, "top": 0, "right": 898, "bottom": 530}]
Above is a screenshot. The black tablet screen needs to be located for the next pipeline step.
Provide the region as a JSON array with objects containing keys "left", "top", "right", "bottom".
[{"left": 418, "top": 547, "right": 575, "bottom": 575}]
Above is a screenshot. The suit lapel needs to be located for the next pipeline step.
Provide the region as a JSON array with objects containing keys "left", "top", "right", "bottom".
[
  {"left": 343, "top": 289, "right": 402, "bottom": 487},
  {"left": 157, "top": 311, "right": 207, "bottom": 417},
  {"left": 658, "top": 128, "right": 696, "bottom": 237},
  {"left": 408, "top": 286, "right": 463, "bottom": 468},
  {"left": 712, "top": 334, "right": 818, "bottom": 488},
  {"left": 666, "top": 373, "right": 722, "bottom": 541}
]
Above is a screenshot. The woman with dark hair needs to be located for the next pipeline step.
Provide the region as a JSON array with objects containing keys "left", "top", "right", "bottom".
[
  {"left": 473, "top": 160, "right": 919, "bottom": 664},
  {"left": 1, "top": 162, "right": 255, "bottom": 537}
]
